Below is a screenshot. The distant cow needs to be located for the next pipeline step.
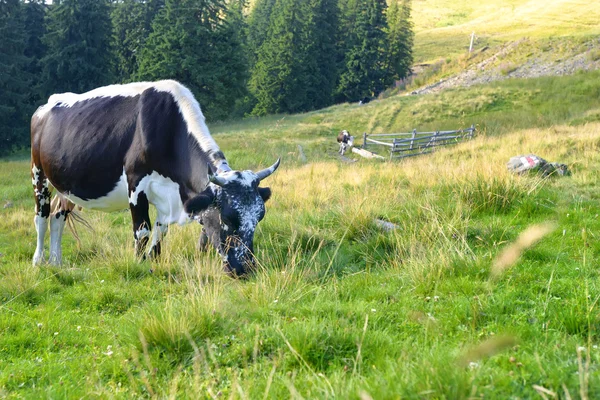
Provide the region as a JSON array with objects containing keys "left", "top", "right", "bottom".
[
  {"left": 336, "top": 130, "right": 354, "bottom": 155},
  {"left": 31, "top": 80, "right": 279, "bottom": 276}
]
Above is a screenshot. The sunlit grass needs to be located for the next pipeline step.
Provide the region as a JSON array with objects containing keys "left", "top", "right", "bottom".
[
  {"left": 412, "top": 0, "right": 600, "bottom": 62},
  {"left": 2, "top": 70, "right": 600, "bottom": 396}
]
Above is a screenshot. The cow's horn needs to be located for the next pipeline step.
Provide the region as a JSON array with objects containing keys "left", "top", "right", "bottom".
[
  {"left": 256, "top": 158, "right": 280, "bottom": 181},
  {"left": 208, "top": 167, "right": 228, "bottom": 186}
]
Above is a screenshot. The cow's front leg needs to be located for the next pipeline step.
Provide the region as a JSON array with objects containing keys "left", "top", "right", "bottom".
[
  {"left": 148, "top": 220, "right": 168, "bottom": 258},
  {"left": 129, "top": 191, "right": 151, "bottom": 260},
  {"left": 48, "top": 196, "right": 75, "bottom": 265},
  {"left": 32, "top": 164, "right": 51, "bottom": 265}
]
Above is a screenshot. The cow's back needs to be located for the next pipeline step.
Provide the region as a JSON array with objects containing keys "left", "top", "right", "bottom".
[{"left": 32, "top": 95, "right": 140, "bottom": 201}]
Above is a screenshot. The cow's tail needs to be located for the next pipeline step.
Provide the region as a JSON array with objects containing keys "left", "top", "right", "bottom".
[{"left": 51, "top": 194, "right": 94, "bottom": 246}]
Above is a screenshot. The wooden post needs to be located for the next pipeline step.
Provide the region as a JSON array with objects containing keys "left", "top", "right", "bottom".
[
  {"left": 469, "top": 32, "right": 475, "bottom": 55},
  {"left": 363, "top": 132, "right": 368, "bottom": 148},
  {"left": 469, "top": 124, "right": 475, "bottom": 139},
  {"left": 410, "top": 129, "right": 416, "bottom": 151}
]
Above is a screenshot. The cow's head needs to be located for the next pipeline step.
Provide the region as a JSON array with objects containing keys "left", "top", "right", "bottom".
[{"left": 184, "top": 159, "right": 280, "bottom": 276}]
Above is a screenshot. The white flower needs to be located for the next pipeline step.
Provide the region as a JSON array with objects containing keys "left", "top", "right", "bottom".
[
  {"left": 104, "top": 345, "right": 113, "bottom": 356},
  {"left": 468, "top": 361, "right": 480, "bottom": 370},
  {"left": 371, "top": 309, "right": 376, "bottom": 312},
  {"left": 37, "top": 323, "right": 42, "bottom": 329},
  {"left": 77, "top": 326, "right": 81, "bottom": 331},
  {"left": 54, "top": 332, "right": 58, "bottom": 336}
]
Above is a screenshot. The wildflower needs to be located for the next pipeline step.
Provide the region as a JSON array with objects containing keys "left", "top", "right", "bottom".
[{"left": 103, "top": 345, "right": 113, "bottom": 356}]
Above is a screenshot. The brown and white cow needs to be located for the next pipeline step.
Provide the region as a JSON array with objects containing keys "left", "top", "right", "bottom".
[{"left": 31, "top": 80, "right": 279, "bottom": 276}]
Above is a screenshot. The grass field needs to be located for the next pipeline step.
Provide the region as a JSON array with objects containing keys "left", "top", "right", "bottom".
[
  {"left": 2, "top": 69, "right": 600, "bottom": 397},
  {"left": 412, "top": 0, "right": 600, "bottom": 63}
]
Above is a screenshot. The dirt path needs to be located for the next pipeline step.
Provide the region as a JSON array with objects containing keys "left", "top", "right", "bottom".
[{"left": 412, "top": 37, "right": 600, "bottom": 95}]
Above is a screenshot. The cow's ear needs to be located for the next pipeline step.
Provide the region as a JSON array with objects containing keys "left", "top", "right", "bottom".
[
  {"left": 184, "top": 189, "right": 215, "bottom": 214},
  {"left": 258, "top": 187, "right": 271, "bottom": 202}
]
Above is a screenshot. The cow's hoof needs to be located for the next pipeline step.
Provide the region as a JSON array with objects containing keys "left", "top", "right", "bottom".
[{"left": 32, "top": 251, "right": 45, "bottom": 266}]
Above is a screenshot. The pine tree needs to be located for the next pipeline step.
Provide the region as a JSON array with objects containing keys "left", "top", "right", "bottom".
[
  {"left": 137, "top": 0, "right": 247, "bottom": 121},
  {"left": 0, "top": 0, "right": 31, "bottom": 154},
  {"left": 41, "top": 0, "right": 114, "bottom": 96},
  {"left": 246, "top": 0, "right": 277, "bottom": 70},
  {"left": 301, "top": 0, "right": 340, "bottom": 110},
  {"left": 111, "top": 0, "right": 164, "bottom": 82},
  {"left": 336, "top": 0, "right": 388, "bottom": 102},
  {"left": 385, "top": 0, "right": 413, "bottom": 82},
  {"left": 22, "top": 0, "right": 46, "bottom": 105},
  {"left": 249, "top": 0, "right": 306, "bottom": 115}
]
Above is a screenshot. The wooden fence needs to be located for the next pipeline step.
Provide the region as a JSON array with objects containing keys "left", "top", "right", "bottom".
[{"left": 361, "top": 125, "right": 475, "bottom": 159}]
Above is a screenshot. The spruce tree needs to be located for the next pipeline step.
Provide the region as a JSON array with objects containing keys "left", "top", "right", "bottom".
[
  {"left": 111, "top": 0, "right": 164, "bottom": 82},
  {"left": 137, "top": 0, "right": 247, "bottom": 121},
  {"left": 0, "top": 0, "right": 31, "bottom": 154},
  {"left": 22, "top": 0, "right": 46, "bottom": 105},
  {"left": 249, "top": 0, "right": 306, "bottom": 115},
  {"left": 336, "top": 0, "right": 388, "bottom": 102},
  {"left": 41, "top": 0, "right": 113, "bottom": 96},
  {"left": 385, "top": 0, "right": 413, "bottom": 82},
  {"left": 302, "top": 0, "right": 340, "bottom": 110},
  {"left": 246, "top": 0, "right": 277, "bottom": 70},
  {"left": 111, "top": 0, "right": 147, "bottom": 82}
]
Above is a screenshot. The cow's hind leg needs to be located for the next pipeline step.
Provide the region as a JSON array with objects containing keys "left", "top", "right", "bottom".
[
  {"left": 129, "top": 191, "right": 152, "bottom": 259},
  {"left": 32, "top": 164, "right": 51, "bottom": 265},
  {"left": 48, "top": 195, "right": 76, "bottom": 265}
]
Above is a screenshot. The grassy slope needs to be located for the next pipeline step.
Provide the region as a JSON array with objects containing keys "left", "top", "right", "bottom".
[
  {"left": 2, "top": 70, "right": 600, "bottom": 398},
  {"left": 412, "top": 0, "right": 600, "bottom": 63}
]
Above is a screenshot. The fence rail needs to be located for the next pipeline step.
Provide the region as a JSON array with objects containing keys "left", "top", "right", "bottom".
[{"left": 361, "top": 125, "right": 475, "bottom": 159}]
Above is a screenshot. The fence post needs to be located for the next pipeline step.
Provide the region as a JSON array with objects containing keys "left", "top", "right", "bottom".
[
  {"left": 469, "top": 32, "right": 475, "bottom": 55},
  {"left": 469, "top": 124, "right": 475, "bottom": 139},
  {"left": 363, "top": 132, "right": 368, "bottom": 149},
  {"left": 410, "top": 129, "right": 416, "bottom": 151}
]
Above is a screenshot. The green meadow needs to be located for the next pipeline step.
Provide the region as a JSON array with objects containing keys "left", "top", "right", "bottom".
[
  {"left": 411, "top": 0, "right": 600, "bottom": 63},
  {"left": 2, "top": 68, "right": 600, "bottom": 398},
  {"left": 3, "top": 0, "right": 600, "bottom": 395}
]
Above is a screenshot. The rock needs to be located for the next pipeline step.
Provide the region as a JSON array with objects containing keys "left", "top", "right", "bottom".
[
  {"left": 375, "top": 219, "right": 399, "bottom": 231},
  {"left": 507, "top": 154, "right": 570, "bottom": 176},
  {"left": 3, "top": 201, "right": 13, "bottom": 209}
]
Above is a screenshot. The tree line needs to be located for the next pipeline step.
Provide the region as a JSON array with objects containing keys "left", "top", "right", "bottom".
[{"left": 0, "top": 0, "right": 413, "bottom": 154}]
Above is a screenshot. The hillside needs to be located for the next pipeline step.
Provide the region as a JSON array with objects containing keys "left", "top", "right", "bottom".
[
  {"left": 3, "top": 1, "right": 600, "bottom": 397},
  {"left": 412, "top": 0, "right": 600, "bottom": 63},
  {"left": 3, "top": 68, "right": 600, "bottom": 397}
]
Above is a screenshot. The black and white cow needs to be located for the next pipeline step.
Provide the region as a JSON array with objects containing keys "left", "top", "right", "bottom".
[
  {"left": 336, "top": 130, "right": 354, "bottom": 155},
  {"left": 31, "top": 80, "right": 279, "bottom": 276}
]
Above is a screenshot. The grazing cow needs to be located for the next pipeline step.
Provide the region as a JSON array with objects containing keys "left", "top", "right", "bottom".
[
  {"left": 31, "top": 80, "right": 280, "bottom": 276},
  {"left": 358, "top": 97, "right": 371, "bottom": 105},
  {"left": 336, "top": 130, "right": 354, "bottom": 155}
]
